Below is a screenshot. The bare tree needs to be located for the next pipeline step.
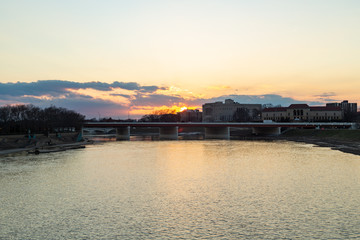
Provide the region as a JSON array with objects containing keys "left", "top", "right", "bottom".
[{"left": 0, "top": 104, "right": 85, "bottom": 134}]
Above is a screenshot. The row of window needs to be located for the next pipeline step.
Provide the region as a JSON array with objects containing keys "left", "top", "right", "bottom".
[
  {"left": 293, "top": 110, "right": 304, "bottom": 116},
  {"left": 218, "top": 115, "right": 233, "bottom": 121},
  {"left": 263, "top": 116, "right": 341, "bottom": 121},
  {"left": 265, "top": 112, "right": 339, "bottom": 117}
]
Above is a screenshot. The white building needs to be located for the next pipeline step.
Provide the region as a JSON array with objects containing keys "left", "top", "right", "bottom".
[{"left": 262, "top": 104, "right": 343, "bottom": 122}]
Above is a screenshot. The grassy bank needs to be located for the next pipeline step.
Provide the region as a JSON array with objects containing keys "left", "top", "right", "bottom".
[
  {"left": 0, "top": 132, "right": 91, "bottom": 156},
  {"left": 0, "top": 132, "right": 82, "bottom": 151},
  {"left": 279, "top": 129, "right": 360, "bottom": 156},
  {"left": 282, "top": 129, "right": 360, "bottom": 142}
]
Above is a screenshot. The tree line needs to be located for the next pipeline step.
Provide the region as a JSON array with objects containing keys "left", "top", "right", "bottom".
[
  {"left": 138, "top": 113, "right": 180, "bottom": 122},
  {"left": 0, "top": 105, "right": 85, "bottom": 134}
]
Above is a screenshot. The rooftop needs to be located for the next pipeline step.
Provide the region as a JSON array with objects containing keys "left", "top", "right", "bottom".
[
  {"left": 263, "top": 107, "right": 287, "bottom": 112},
  {"left": 310, "top": 106, "right": 342, "bottom": 111},
  {"left": 288, "top": 104, "right": 310, "bottom": 109}
]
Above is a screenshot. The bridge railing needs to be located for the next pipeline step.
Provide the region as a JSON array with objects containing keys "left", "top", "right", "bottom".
[{"left": 82, "top": 122, "right": 356, "bottom": 140}]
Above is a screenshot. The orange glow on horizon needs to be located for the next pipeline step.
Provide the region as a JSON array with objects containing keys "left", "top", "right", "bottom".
[
  {"left": 179, "top": 106, "right": 188, "bottom": 112},
  {"left": 128, "top": 105, "right": 201, "bottom": 117},
  {"left": 151, "top": 105, "right": 199, "bottom": 115}
]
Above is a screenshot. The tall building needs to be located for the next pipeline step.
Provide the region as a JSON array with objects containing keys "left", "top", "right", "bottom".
[
  {"left": 326, "top": 100, "right": 358, "bottom": 121},
  {"left": 262, "top": 104, "right": 343, "bottom": 122},
  {"left": 202, "top": 99, "right": 262, "bottom": 122}
]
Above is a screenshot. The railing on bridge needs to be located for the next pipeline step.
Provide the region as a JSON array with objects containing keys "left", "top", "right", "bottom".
[{"left": 83, "top": 122, "right": 356, "bottom": 140}]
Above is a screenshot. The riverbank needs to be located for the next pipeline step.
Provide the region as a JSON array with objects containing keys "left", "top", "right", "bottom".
[
  {"left": 1, "top": 129, "right": 359, "bottom": 157},
  {"left": 263, "top": 129, "right": 360, "bottom": 156},
  {"left": 0, "top": 133, "right": 90, "bottom": 156},
  {"left": 230, "top": 129, "right": 360, "bottom": 156}
]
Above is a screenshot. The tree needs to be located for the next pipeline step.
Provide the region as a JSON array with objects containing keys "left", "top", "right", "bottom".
[
  {"left": 139, "top": 113, "right": 180, "bottom": 122},
  {"left": 139, "top": 114, "right": 160, "bottom": 122},
  {"left": 0, "top": 104, "right": 85, "bottom": 134},
  {"left": 159, "top": 114, "right": 180, "bottom": 122}
]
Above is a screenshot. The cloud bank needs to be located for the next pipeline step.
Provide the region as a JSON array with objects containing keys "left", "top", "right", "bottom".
[
  {"left": 0, "top": 80, "right": 162, "bottom": 97},
  {"left": 0, "top": 80, "right": 323, "bottom": 118}
]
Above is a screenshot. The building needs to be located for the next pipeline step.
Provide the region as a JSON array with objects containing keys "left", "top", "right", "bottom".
[
  {"left": 356, "top": 112, "right": 360, "bottom": 123},
  {"left": 177, "top": 109, "right": 202, "bottom": 122},
  {"left": 326, "top": 100, "right": 357, "bottom": 113},
  {"left": 326, "top": 100, "right": 358, "bottom": 121},
  {"left": 202, "top": 99, "right": 262, "bottom": 122},
  {"left": 262, "top": 104, "right": 343, "bottom": 122}
]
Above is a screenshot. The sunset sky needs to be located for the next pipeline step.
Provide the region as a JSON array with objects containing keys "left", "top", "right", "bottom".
[{"left": 1, "top": 0, "right": 359, "bottom": 118}]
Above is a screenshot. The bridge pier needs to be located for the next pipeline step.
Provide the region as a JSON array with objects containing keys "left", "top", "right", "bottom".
[
  {"left": 159, "top": 127, "right": 178, "bottom": 140},
  {"left": 350, "top": 123, "right": 357, "bottom": 130},
  {"left": 205, "top": 127, "right": 230, "bottom": 140},
  {"left": 116, "top": 126, "right": 130, "bottom": 140},
  {"left": 252, "top": 127, "right": 281, "bottom": 136},
  {"left": 77, "top": 127, "right": 84, "bottom": 142}
]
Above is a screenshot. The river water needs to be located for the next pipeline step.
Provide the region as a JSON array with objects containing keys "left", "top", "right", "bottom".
[{"left": 1, "top": 139, "right": 360, "bottom": 239}]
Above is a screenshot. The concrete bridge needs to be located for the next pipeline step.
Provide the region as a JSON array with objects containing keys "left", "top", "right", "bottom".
[{"left": 83, "top": 122, "right": 356, "bottom": 140}]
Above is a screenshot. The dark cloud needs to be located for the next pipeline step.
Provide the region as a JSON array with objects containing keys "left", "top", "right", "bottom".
[
  {"left": 131, "top": 94, "right": 183, "bottom": 107},
  {"left": 0, "top": 80, "right": 161, "bottom": 97},
  {"left": 139, "top": 86, "right": 167, "bottom": 93},
  {"left": 0, "top": 80, "right": 164, "bottom": 118},
  {"left": 11, "top": 94, "right": 128, "bottom": 119},
  {"left": 189, "top": 94, "right": 323, "bottom": 107},
  {"left": 110, "top": 94, "right": 132, "bottom": 98},
  {"left": 111, "top": 81, "right": 143, "bottom": 91},
  {"left": 316, "top": 98, "right": 339, "bottom": 102},
  {"left": 0, "top": 80, "right": 326, "bottom": 118},
  {"left": 314, "top": 92, "right": 337, "bottom": 98},
  {"left": 313, "top": 92, "right": 339, "bottom": 102}
]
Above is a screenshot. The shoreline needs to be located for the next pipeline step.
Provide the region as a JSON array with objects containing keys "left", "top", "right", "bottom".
[
  {"left": 1, "top": 130, "right": 359, "bottom": 157},
  {"left": 0, "top": 133, "right": 91, "bottom": 156},
  {"left": 223, "top": 135, "right": 360, "bottom": 156},
  {"left": 0, "top": 141, "right": 91, "bottom": 156},
  {"left": 248, "top": 129, "right": 360, "bottom": 156},
  {"left": 280, "top": 137, "right": 360, "bottom": 156},
  {"left": 280, "top": 129, "right": 360, "bottom": 156}
]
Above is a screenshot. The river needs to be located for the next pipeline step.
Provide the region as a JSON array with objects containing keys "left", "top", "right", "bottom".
[{"left": 1, "top": 139, "right": 360, "bottom": 239}]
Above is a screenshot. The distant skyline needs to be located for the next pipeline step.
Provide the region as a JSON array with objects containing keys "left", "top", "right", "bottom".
[{"left": 1, "top": 1, "right": 359, "bottom": 118}]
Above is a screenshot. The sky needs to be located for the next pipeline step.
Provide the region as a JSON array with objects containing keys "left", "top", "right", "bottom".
[{"left": 1, "top": 0, "right": 359, "bottom": 118}]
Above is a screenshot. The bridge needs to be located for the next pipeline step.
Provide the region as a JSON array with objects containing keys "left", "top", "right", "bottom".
[{"left": 83, "top": 122, "right": 356, "bottom": 140}]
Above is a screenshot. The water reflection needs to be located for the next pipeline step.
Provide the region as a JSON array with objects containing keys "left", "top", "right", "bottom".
[{"left": 1, "top": 140, "right": 360, "bottom": 239}]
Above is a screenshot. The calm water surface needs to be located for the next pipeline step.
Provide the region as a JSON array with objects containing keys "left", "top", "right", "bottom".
[{"left": 1, "top": 140, "right": 360, "bottom": 239}]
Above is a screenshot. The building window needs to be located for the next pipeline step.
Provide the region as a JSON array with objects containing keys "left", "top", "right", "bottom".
[{"left": 205, "top": 108, "right": 213, "bottom": 115}]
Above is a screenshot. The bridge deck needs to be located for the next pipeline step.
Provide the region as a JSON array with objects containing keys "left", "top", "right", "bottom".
[{"left": 84, "top": 122, "right": 355, "bottom": 128}]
